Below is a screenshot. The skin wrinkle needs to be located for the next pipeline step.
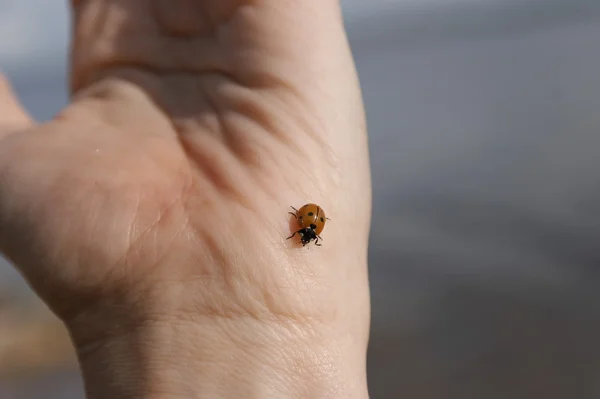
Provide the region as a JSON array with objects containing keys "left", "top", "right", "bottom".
[
  {"left": 73, "top": 0, "right": 233, "bottom": 83},
  {"left": 215, "top": 247, "right": 287, "bottom": 322},
  {"left": 194, "top": 79, "right": 256, "bottom": 164},
  {"left": 103, "top": 78, "right": 250, "bottom": 192},
  {"left": 209, "top": 321, "right": 311, "bottom": 394},
  {"left": 180, "top": 228, "right": 337, "bottom": 323},
  {"left": 175, "top": 73, "right": 321, "bottom": 198},
  {"left": 151, "top": 0, "right": 243, "bottom": 39},
  {"left": 73, "top": 1, "right": 112, "bottom": 50},
  {"left": 65, "top": 80, "right": 178, "bottom": 143},
  {"left": 71, "top": 1, "right": 117, "bottom": 92},
  {"left": 79, "top": 188, "right": 123, "bottom": 295},
  {"left": 224, "top": 101, "right": 307, "bottom": 168},
  {"left": 290, "top": 349, "right": 337, "bottom": 391},
  {"left": 177, "top": 222, "right": 333, "bottom": 325},
  {"left": 179, "top": 134, "right": 255, "bottom": 209},
  {"left": 229, "top": 57, "right": 333, "bottom": 153},
  {"left": 51, "top": 150, "right": 191, "bottom": 318},
  {"left": 71, "top": 32, "right": 337, "bottom": 202},
  {"left": 125, "top": 188, "right": 145, "bottom": 265},
  {"left": 114, "top": 191, "right": 184, "bottom": 272},
  {"left": 212, "top": 238, "right": 251, "bottom": 314},
  {"left": 222, "top": 6, "right": 339, "bottom": 153},
  {"left": 168, "top": 77, "right": 226, "bottom": 137},
  {"left": 170, "top": 227, "right": 223, "bottom": 291},
  {"left": 180, "top": 220, "right": 249, "bottom": 317},
  {"left": 39, "top": 162, "right": 112, "bottom": 255},
  {"left": 198, "top": 107, "right": 295, "bottom": 199},
  {"left": 83, "top": 66, "right": 312, "bottom": 172},
  {"left": 71, "top": 2, "right": 333, "bottom": 169},
  {"left": 129, "top": 213, "right": 184, "bottom": 288},
  {"left": 72, "top": 31, "right": 225, "bottom": 93},
  {"left": 244, "top": 63, "right": 334, "bottom": 156}
]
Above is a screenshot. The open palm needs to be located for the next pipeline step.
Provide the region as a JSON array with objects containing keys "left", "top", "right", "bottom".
[{"left": 0, "top": 0, "right": 371, "bottom": 369}]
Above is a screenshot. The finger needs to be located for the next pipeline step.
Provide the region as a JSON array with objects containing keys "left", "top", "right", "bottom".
[
  {"left": 68, "top": 0, "right": 363, "bottom": 150},
  {"left": 67, "top": 0, "right": 368, "bottom": 207},
  {"left": 0, "top": 73, "right": 35, "bottom": 137},
  {"left": 68, "top": 0, "right": 360, "bottom": 136},
  {"left": 69, "top": 0, "right": 346, "bottom": 91}
]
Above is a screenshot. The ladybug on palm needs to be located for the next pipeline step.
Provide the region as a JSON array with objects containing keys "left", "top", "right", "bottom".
[{"left": 287, "top": 203, "right": 329, "bottom": 247}]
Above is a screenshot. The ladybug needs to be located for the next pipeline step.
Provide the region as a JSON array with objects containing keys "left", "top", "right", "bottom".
[{"left": 287, "top": 203, "right": 329, "bottom": 247}]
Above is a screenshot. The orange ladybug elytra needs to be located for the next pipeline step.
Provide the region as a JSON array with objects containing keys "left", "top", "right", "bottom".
[{"left": 287, "top": 203, "right": 329, "bottom": 247}]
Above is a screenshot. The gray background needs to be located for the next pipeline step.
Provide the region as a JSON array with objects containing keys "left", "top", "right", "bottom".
[{"left": 2, "top": 1, "right": 600, "bottom": 398}]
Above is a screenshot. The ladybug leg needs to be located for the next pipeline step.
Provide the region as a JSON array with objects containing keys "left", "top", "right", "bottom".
[
  {"left": 317, "top": 235, "right": 323, "bottom": 240},
  {"left": 288, "top": 212, "right": 297, "bottom": 219},
  {"left": 290, "top": 206, "right": 299, "bottom": 212},
  {"left": 286, "top": 232, "right": 296, "bottom": 240},
  {"left": 314, "top": 237, "right": 322, "bottom": 246}
]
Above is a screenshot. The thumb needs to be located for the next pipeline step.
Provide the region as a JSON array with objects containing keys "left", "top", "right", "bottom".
[{"left": 0, "top": 73, "right": 35, "bottom": 137}]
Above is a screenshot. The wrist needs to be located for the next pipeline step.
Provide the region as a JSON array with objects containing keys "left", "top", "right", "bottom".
[{"left": 71, "top": 315, "right": 368, "bottom": 399}]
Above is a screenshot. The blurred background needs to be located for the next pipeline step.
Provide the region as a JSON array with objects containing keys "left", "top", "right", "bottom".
[{"left": 2, "top": 0, "right": 600, "bottom": 398}]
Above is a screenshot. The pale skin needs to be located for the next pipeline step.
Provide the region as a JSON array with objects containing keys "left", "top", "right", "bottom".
[{"left": 0, "top": 0, "right": 371, "bottom": 398}]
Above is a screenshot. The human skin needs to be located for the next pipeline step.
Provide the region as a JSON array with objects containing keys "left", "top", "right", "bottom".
[{"left": 0, "top": 0, "right": 371, "bottom": 398}]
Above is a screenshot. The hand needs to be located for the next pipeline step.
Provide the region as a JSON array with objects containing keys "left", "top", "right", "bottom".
[{"left": 0, "top": 1, "right": 371, "bottom": 398}]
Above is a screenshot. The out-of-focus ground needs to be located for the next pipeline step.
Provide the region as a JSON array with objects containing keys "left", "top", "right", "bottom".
[
  {"left": 0, "top": 297, "right": 74, "bottom": 378},
  {"left": 3, "top": 1, "right": 600, "bottom": 398},
  {"left": 0, "top": 293, "right": 79, "bottom": 398}
]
